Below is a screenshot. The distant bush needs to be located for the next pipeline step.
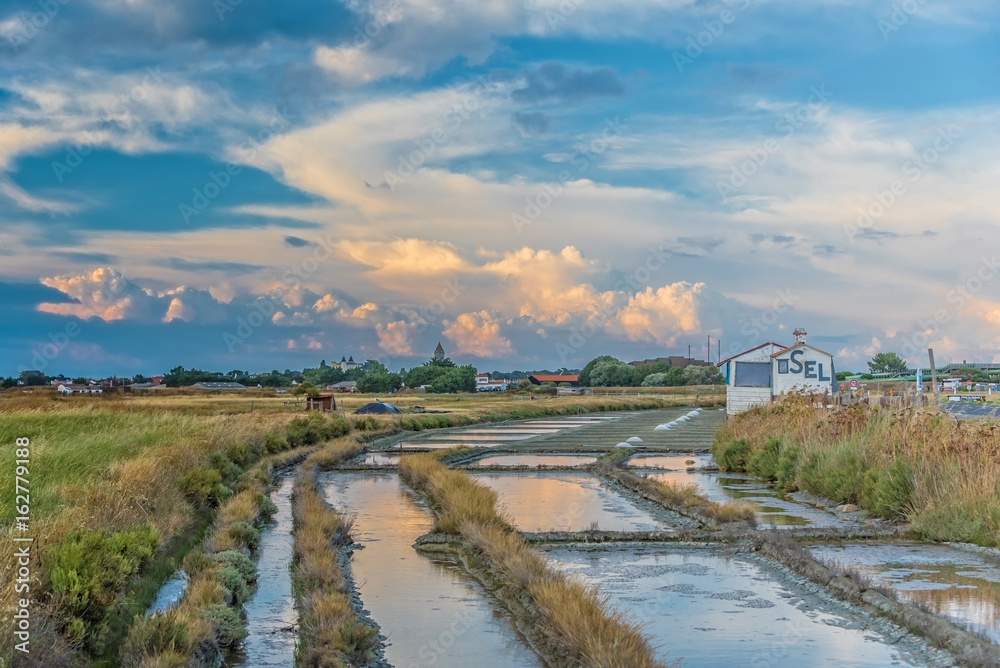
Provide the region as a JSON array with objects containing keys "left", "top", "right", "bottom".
[{"left": 286, "top": 413, "right": 352, "bottom": 447}]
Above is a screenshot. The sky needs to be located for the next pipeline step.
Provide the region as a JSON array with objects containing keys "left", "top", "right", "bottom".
[{"left": 1, "top": 0, "right": 998, "bottom": 377}]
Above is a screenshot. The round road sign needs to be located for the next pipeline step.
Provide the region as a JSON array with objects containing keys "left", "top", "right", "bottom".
[
  {"left": 849, "top": 379, "right": 859, "bottom": 389},
  {"left": 967, "top": 380, "right": 973, "bottom": 387}
]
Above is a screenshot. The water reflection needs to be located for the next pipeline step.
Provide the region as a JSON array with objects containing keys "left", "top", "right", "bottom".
[
  {"left": 811, "top": 542, "right": 1000, "bottom": 643},
  {"left": 319, "top": 473, "right": 540, "bottom": 668},
  {"left": 635, "top": 470, "right": 856, "bottom": 528},
  {"left": 473, "top": 454, "right": 598, "bottom": 467},
  {"left": 472, "top": 472, "right": 666, "bottom": 532},
  {"left": 235, "top": 475, "right": 297, "bottom": 667},
  {"left": 542, "top": 545, "right": 922, "bottom": 667}
]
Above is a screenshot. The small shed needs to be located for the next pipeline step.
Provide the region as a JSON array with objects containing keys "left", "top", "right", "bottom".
[{"left": 306, "top": 394, "right": 335, "bottom": 412}]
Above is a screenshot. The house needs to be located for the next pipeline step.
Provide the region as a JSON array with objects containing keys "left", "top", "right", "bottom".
[
  {"left": 56, "top": 383, "right": 103, "bottom": 395},
  {"left": 330, "top": 380, "right": 358, "bottom": 393},
  {"left": 719, "top": 330, "right": 836, "bottom": 416},
  {"left": 189, "top": 382, "right": 247, "bottom": 391},
  {"left": 528, "top": 374, "right": 580, "bottom": 387},
  {"left": 771, "top": 340, "right": 836, "bottom": 398},
  {"left": 337, "top": 356, "right": 362, "bottom": 371},
  {"left": 306, "top": 394, "right": 336, "bottom": 412},
  {"left": 718, "top": 343, "right": 787, "bottom": 416},
  {"left": 475, "top": 373, "right": 509, "bottom": 392}
]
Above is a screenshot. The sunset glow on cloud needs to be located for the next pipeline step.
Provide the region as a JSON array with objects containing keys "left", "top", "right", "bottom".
[{"left": 1, "top": 0, "right": 998, "bottom": 374}]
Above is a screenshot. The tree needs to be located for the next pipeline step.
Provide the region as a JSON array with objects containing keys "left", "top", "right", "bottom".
[
  {"left": 589, "top": 358, "right": 634, "bottom": 387},
  {"left": 292, "top": 381, "right": 320, "bottom": 397},
  {"left": 579, "top": 356, "right": 619, "bottom": 387},
  {"left": 683, "top": 365, "right": 723, "bottom": 386},
  {"left": 835, "top": 371, "right": 853, "bottom": 381},
  {"left": 427, "top": 366, "right": 476, "bottom": 393},
  {"left": 1, "top": 377, "right": 17, "bottom": 388},
  {"left": 73, "top": 377, "right": 88, "bottom": 384},
  {"left": 954, "top": 366, "right": 989, "bottom": 382},
  {"left": 357, "top": 372, "right": 403, "bottom": 394},
  {"left": 630, "top": 361, "right": 669, "bottom": 386},
  {"left": 867, "top": 353, "right": 907, "bottom": 375},
  {"left": 640, "top": 367, "right": 686, "bottom": 387}
]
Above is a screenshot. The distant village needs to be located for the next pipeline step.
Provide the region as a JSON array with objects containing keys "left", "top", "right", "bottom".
[{"left": 7, "top": 335, "right": 998, "bottom": 416}]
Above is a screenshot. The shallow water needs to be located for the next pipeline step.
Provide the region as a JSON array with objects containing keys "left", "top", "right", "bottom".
[
  {"left": 542, "top": 545, "right": 922, "bottom": 667},
  {"left": 234, "top": 475, "right": 297, "bottom": 666},
  {"left": 358, "top": 451, "right": 401, "bottom": 465},
  {"left": 428, "top": 433, "right": 537, "bottom": 441},
  {"left": 626, "top": 454, "right": 714, "bottom": 470},
  {"left": 471, "top": 472, "right": 667, "bottom": 532},
  {"left": 320, "top": 472, "right": 540, "bottom": 667},
  {"left": 811, "top": 542, "right": 1000, "bottom": 642},
  {"left": 145, "top": 569, "right": 188, "bottom": 616},
  {"left": 473, "top": 454, "right": 598, "bottom": 467},
  {"left": 635, "top": 470, "right": 856, "bottom": 528},
  {"left": 396, "top": 442, "right": 498, "bottom": 450}
]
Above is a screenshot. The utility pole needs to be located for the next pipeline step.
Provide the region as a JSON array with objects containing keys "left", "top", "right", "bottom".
[
  {"left": 929, "top": 348, "right": 939, "bottom": 406},
  {"left": 707, "top": 335, "right": 711, "bottom": 363},
  {"left": 688, "top": 344, "right": 691, "bottom": 361}
]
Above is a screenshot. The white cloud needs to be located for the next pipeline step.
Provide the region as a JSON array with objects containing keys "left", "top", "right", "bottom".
[
  {"left": 376, "top": 320, "right": 416, "bottom": 356},
  {"left": 443, "top": 310, "right": 513, "bottom": 357}
]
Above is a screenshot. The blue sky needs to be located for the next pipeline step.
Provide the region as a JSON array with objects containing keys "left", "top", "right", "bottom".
[{"left": 1, "top": 0, "right": 998, "bottom": 376}]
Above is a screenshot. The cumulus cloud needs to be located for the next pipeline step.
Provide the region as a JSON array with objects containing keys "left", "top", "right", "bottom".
[
  {"left": 443, "top": 310, "right": 513, "bottom": 357},
  {"left": 39, "top": 267, "right": 159, "bottom": 322},
  {"left": 376, "top": 320, "right": 417, "bottom": 356},
  {"left": 614, "top": 282, "right": 705, "bottom": 346}
]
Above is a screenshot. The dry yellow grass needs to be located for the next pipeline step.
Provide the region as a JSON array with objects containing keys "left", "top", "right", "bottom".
[{"left": 400, "top": 453, "right": 670, "bottom": 668}]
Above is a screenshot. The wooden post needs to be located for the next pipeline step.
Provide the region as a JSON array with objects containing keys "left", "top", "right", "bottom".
[{"left": 929, "top": 348, "right": 939, "bottom": 406}]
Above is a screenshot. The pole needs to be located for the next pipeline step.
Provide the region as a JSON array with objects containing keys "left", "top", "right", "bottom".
[
  {"left": 707, "top": 335, "right": 711, "bottom": 363},
  {"left": 929, "top": 348, "right": 939, "bottom": 406}
]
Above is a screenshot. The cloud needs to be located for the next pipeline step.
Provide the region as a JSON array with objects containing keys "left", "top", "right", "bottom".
[
  {"left": 511, "top": 111, "right": 550, "bottom": 137},
  {"left": 338, "top": 238, "right": 472, "bottom": 276},
  {"left": 511, "top": 63, "right": 625, "bottom": 104},
  {"left": 443, "top": 310, "right": 513, "bottom": 358},
  {"left": 614, "top": 282, "right": 705, "bottom": 346},
  {"left": 376, "top": 320, "right": 416, "bottom": 356},
  {"left": 283, "top": 235, "right": 313, "bottom": 247},
  {"left": 39, "top": 267, "right": 160, "bottom": 322}
]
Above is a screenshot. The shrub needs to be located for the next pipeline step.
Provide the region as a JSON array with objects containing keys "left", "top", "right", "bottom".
[
  {"left": 214, "top": 551, "right": 256, "bottom": 584},
  {"left": 747, "top": 437, "right": 782, "bottom": 481},
  {"left": 215, "top": 566, "right": 252, "bottom": 606},
  {"left": 716, "top": 439, "right": 751, "bottom": 472},
  {"left": 225, "top": 522, "right": 260, "bottom": 551},
  {"left": 46, "top": 525, "right": 160, "bottom": 653},
  {"left": 287, "top": 413, "right": 352, "bottom": 447},
  {"left": 200, "top": 603, "right": 247, "bottom": 646},
  {"left": 179, "top": 468, "right": 226, "bottom": 506},
  {"left": 863, "top": 458, "right": 914, "bottom": 520},
  {"left": 775, "top": 444, "right": 800, "bottom": 492},
  {"left": 264, "top": 432, "right": 288, "bottom": 453},
  {"left": 119, "top": 613, "right": 193, "bottom": 666}
]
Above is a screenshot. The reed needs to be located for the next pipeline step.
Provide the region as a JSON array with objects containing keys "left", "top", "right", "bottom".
[{"left": 715, "top": 398, "right": 1000, "bottom": 546}]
